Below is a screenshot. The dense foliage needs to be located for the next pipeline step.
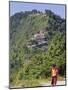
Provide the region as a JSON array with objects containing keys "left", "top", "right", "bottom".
[{"left": 9, "top": 10, "right": 66, "bottom": 87}]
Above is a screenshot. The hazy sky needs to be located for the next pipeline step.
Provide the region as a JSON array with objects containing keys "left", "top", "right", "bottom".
[{"left": 10, "top": 1, "right": 66, "bottom": 18}]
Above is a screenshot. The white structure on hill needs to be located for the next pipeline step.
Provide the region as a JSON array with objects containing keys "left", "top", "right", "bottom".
[{"left": 27, "top": 30, "right": 48, "bottom": 49}]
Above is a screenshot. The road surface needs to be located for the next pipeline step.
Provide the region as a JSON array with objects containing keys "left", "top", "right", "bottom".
[
  {"left": 10, "top": 81, "right": 66, "bottom": 89},
  {"left": 40, "top": 81, "right": 66, "bottom": 86}
]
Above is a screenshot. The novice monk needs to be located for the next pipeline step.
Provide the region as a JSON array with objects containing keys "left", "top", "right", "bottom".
[{"left": 51, "top": 64, "right": 59, "bottom": 86}]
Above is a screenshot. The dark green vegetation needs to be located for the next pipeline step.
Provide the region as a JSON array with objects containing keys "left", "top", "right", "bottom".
[{"left": 10, "top": 10, "right": 66, "bottom": 87}]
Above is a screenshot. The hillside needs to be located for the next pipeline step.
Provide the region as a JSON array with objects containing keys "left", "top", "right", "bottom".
[{"left": 9, "top": 10, "right": 66, "bottom": 87}]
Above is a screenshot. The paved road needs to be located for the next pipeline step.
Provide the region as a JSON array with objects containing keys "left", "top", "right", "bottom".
[
  {"left": 40, "top": 81, "right": 66, "bottom": 86},
  {"left": 10, "top": 81, "right": 66, "bottom": 88}
]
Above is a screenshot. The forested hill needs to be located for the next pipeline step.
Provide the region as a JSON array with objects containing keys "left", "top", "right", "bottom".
[{"left": 10, "top": 10, "right": 66, "bottom": 87}]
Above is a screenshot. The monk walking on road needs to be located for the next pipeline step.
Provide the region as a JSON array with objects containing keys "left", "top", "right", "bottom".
[{"left": 51, "top": 64, "right": 59, "bottom": 86}]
